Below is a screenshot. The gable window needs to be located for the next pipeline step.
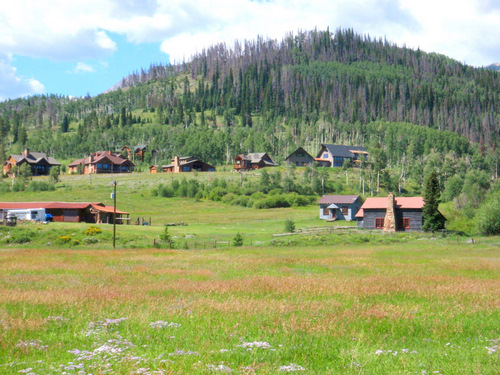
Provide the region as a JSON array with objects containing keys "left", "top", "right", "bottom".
[
  {"left": 403, "top": 218, "right": 410, "bottom": 229},
  {"left": 341, "top": 206, "right": 349, "bottom": 215},
  {"left": 375, "top": 218, "right": 385, "bottom": 228},
  {"left": 323, "top": 153, "right": 328, "bottom": 158}
]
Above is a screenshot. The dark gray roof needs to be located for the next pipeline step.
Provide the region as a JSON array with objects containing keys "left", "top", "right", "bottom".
[
  {"left": 320, "top": 144, "right": 368, "bottom": 158},
  {"left": 318, "top": 195, "right": 361, "bottom": 205},
  {"left": 285, "top": 147, "right": 314, "bottom": 160}
]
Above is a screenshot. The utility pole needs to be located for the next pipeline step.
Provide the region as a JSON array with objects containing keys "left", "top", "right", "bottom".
[{"left": 112, "top": 180, "right": 117, "bottom": 249}]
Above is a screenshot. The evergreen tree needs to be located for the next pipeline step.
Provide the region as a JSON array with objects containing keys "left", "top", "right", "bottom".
[
  {"left": 61, "top": 115, "right": 69, "bottom": 133},
  {"left": 422, "top": 170, "right": 445, "bottom": 232}
]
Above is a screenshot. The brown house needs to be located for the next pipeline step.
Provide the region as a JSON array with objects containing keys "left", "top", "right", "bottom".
[
  {"left": 122, "top": 145, "right": 149, "bottom": 162},
  {"left": 0, "top": 202, "right": 130, "bottom": 224},
  {"left": 150, "top": 156, "right": 215, "bottom": 173},
  {"left": 233, "top": 153, "right": 278, "bottom": 171},
  {"left": 285, "top": 147, "right": 315, "bottom": 167},
  {"left": 3, "top": 148, "right": 61, "bottom": 176},
  {"left": 69, "top": 151, "right": 135, "bottom": 174}
]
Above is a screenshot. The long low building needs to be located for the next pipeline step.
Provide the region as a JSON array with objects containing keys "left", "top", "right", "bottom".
[{"left": 0, "top": 202, "right": 129, "bottom": 224}]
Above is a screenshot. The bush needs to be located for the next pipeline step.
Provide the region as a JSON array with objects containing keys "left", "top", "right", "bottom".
[
  {"left": 12, "top": 180, "right": 25, "bottom": 192},
  {"left": 284, "top": 219, "right": 295, "bottom": 233},
  {"left": 27, "top": 181, "right": 55, "bottom": 192},
  {"left": 85, "top": 226, "right": 102, "bottom": 236},
  {"left": 474, "top": 191, "right": 500, "bottom": 235},
  {"left": 0, "top": 182, "right": 10, "bottom": 193}
]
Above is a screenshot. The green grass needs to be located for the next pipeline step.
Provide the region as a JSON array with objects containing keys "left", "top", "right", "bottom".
[{"left": 0, "top": 172, "right": 499, "bottom": 374}]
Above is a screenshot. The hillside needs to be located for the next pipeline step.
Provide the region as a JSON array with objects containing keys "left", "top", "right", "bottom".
[{"left": 0, "top": 29, "right": 498, "bottom": 178}]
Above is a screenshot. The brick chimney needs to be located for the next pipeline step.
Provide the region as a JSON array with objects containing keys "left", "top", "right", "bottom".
[
  {"left": 384, "top": 193, "right": 397, "bottom": 232},
  {"left": 173, "top": 156, "right": 180, "bottom": 173}
]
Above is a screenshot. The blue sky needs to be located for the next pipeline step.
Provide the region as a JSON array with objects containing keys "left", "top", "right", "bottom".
[
  {"left": 0, "top": 0, "right": 499, "bottom": 101},
  {"left": 12, "top": 34, "right": 169, "bottom": 97}
]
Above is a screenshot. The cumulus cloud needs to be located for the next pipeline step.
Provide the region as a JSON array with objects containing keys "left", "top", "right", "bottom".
[
  {"left": 73, "top": 62, "right": 95, "bottom": 73},
  {"left": 0, "top": 55, "right": 44, "bottom": 101},
  {"left": 0, "top": 0, "right": 498, "bottom": 99}
]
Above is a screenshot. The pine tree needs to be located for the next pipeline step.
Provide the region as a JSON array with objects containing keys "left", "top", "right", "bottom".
[{"left": 422, "top": 170, "right": 445, "bottom": 232}]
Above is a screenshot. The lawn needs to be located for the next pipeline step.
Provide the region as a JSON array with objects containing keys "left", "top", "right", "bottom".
[{"left": 0, "top": 172, "right": 499, "bottom": 374}]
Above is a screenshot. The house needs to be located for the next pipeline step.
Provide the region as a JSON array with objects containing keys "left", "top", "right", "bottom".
[
  {"left": 0, "top": 202, "right": 130, "bottom": 224},
  {"left": 318, "top": 195, "right": 363, "bottom": 221},
  {"left": 285, "top": 147, "right": 315, "bottom": 167},
  {"left": 122, "top": 145, "right": 149, "bottom": 162},
  {"left": 233, "top": 153, "right": 278, "bottom": 171},
  {"left": 315, "top": 144, "right": 368, "bottom": 167},
  {"left": 68, "top": 151, "right": 135, "bottom": 174},
  {"left": 3, "top": 148, "right": 61, "bottom": 176},
  {"left": 355, "top": 193, "right": 446, "bottom": 232},
  {"left": 150, "top": 156, "right": 215, "bottom": 173}
]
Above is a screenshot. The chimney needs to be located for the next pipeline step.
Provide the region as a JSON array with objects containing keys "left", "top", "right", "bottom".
[
  {"left": 23, "top": 148, "right": 30, "bottom": 157},
  {"left": 384, "top": 193, "right": 397, "bottom": 232},
  {"left": 173, "top": 156, "right": 180, "bottom": 173}
]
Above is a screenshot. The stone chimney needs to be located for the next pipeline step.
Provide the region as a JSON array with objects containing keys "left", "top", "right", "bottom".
[
  {"left": 173, "top": 156, "right": 180, "bottom": 173},
  {"left": 384, "top": 193, "right": 397, "bottom": 232},
  {"left": 23, "top": 148, "right": 30, "bottom": 157}
]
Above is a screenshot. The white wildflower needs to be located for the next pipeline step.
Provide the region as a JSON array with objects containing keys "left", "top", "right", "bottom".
[{"left": 279, "top": 363, "right": 305, "bottom": 372}]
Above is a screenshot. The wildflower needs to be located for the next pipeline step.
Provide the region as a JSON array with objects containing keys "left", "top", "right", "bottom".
[
  {"left": 279, "top": 363, "right": 305, "bottom": 372},
  {"left": 149, "top": 320, "right": 181, "bottom": 329},
  {"left": 206, "top": 364, "right": 233, "bottom": 373},
  {"left": 239, "top": 341, "right": 272, "bottom": 349}
]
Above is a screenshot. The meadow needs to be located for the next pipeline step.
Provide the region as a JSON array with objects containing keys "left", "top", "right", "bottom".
[{"left": 0, "top": 171, "right": 499, "bottom": 374}]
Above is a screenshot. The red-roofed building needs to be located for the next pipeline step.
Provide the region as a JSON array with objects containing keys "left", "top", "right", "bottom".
[
  {"left": 355, "top": 194, "right": 445, "bottom": 231},
  {"left": 68, "top": 151, "right": 135, "bottom": 174},
  {"left": 0, "top": 202, "right": 129, "bottom": 224}
]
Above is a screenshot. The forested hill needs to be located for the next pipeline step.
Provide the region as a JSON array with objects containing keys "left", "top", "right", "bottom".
[{"left": 0, "top": 28, "right": 498, "bottom": 165}]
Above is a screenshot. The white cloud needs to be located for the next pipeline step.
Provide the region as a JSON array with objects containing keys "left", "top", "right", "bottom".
[
  {"left": 0, "top": 0, "right": 499, "bottom": 99},
  {"left": 74, "top": 62, "right": 95, "bottom": 73},
  {"left": 0, "top": 55, "right": 44, "bottom": 100}
]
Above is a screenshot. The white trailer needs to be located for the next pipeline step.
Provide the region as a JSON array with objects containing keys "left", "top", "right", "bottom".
[{"left": 7, "top": 208, "right": 46, "bottom": 221}]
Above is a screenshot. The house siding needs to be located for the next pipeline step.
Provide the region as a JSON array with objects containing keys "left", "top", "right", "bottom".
[
  {"left": 362, "top": 209, "right": 424, "bottom": 231},
  {"left": 319, "top": 198, "right": 362, "bottom": 221}
]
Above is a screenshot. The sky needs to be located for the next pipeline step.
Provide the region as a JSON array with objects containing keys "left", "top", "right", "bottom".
[{"left": 0, "top": 0, "right": 498, "bottom": 101}]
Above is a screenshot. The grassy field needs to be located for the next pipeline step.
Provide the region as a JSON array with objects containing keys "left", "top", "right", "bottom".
[{"left": 0, "top": 172, "right": 499, "bottom": 374}]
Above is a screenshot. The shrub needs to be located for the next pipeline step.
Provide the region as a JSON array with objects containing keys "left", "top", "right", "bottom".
[
  {"left": 474, "top": 191, "right": 500, "bottom": 235},
  {"left": 85, "top": 226, "right": 102, "bottom": 236},
  {"left": 284, "top": 219, "right": 295, "bottom": 233}
]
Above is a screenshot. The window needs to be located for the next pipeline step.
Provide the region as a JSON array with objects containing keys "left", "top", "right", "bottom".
[
  {"left": 182, "top": 166, "right": 191, "bottom": 172},
  {"left": 334, "top": 156, "right": 344, "bottom": 161},
  {"left": 322, "top": 206, "right": 329, "bottom": 216},
  {"left": 375, "top": 218, "right": 385, "bottom": 228},
  {"left": 341, "top": 206, "right": 349, "bottom": 215},
  {"left": 403, "top": 218, "right": 410, "bottom": 229},
  {"left": 323, "top": 153, "right": 328, "bottom": 158}
]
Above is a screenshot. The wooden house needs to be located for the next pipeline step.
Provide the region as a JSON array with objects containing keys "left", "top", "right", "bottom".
[
  {"left": 233, "top": 153, "right": 278, "bottom": 171},
  {"left": 285, "top": 147, "right": 315, "bottom": 167},
  {"left": 355, "top": 193, "right": 445, "bottom": 231},
  {"left": 318, "top": 195, "right": 363, "bottom": 221},
  {"left": 68, "top": 151, "right": 135, "bottom": 174},
  {"left": 0, "top": 202, "right": 130, "bottom": 224},
  {"left": 3, "top": 148, "right": 61, "bottom": 176},
  {"left": 150, "top": 156, "right": 215, "bottom": 173},
  {"left": 315, "top": 144, "right": 368, "bottom": 167}
]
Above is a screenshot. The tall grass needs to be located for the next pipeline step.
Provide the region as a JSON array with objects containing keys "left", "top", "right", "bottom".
[{"left": 1, "top": 240, "right": 499, "bottom": 374}]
